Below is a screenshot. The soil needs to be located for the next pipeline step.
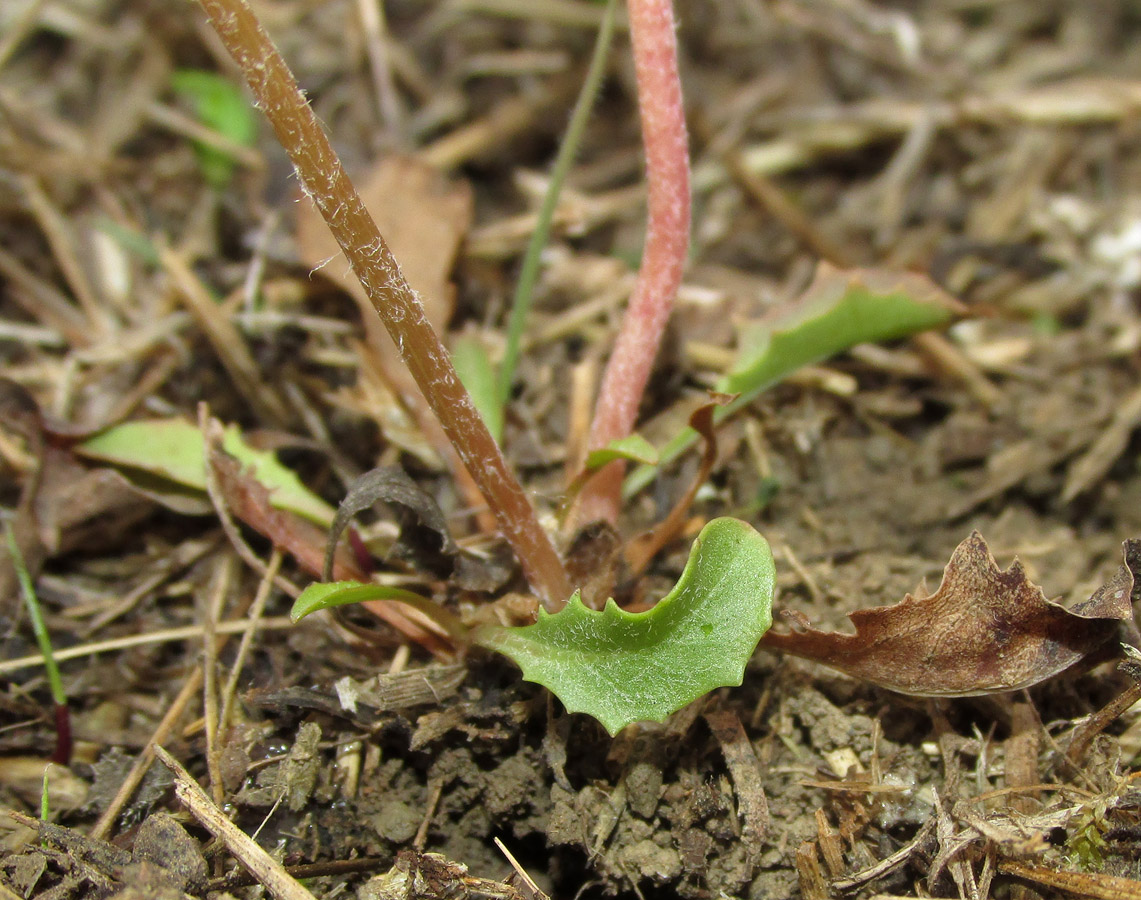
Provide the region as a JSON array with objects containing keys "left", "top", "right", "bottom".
[{"left": 4, "top": 1, "right": 1141, "bottom": 898}]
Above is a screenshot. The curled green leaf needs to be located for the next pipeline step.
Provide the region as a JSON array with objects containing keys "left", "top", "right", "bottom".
[
  {"left": 585, "top": 433, "right": 659, "bottom": 470},
  {"left": 474, "top": 518, "right": 775, "bottom": 735},
  {"left": 290, "top": 580, "right": 468, "bottom": 643}
]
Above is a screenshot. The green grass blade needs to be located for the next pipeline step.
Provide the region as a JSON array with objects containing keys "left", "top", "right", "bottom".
[
  {"left": 495, "top": 0, "right": 618, "bottom": 411},
  {"left": 6, "top": 523, "right": 65, "bottom": 708},
  {"left": 41, "top": 770, "right": 50, "bottom": 823}
]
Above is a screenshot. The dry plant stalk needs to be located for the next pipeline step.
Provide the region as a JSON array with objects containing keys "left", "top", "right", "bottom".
[{"left": 194, "top": 0, "right": 571, "bottom": 610}]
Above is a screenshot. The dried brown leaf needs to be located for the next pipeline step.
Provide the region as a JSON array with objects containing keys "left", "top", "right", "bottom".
[
  {"left": 295, "top": 154, "right": 472, "bottom": 408},
  {"left": 0, "top": 380, "right": 151, "bottom": 616},
  {"left": 296, "top": 155, "right": 471, "bottom": 328},
  {"left": 208, "top": 445, "right": 452, "bottom": 655},
  {"left": 323, "top": 465, "right": 512, "bottom": 592},
  {"left": 761, "top": 532, "right": 1140, "bottom": 696},
  {"left": 294, "top": 154, "right": 491, "bottom": 521}
]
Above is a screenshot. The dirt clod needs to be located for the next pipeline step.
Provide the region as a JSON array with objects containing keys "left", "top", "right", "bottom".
[{"left": 131, "top": 812, "right": 208, "bottom": 893}]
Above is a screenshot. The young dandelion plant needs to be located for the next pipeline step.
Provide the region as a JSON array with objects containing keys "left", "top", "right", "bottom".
[
  {"left": 294, "top": 518, "right": 775, "bottom": 735},
  {"left": 197, "top": 0, "right": 955, "bottom": 733}
]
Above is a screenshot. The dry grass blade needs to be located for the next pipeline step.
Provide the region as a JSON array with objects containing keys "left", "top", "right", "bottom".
[
  {"left": 831, "top": 819, "right": 936, "bottom": 891},
  {"left": 90, "top": 667, "right": 204, "bottom": 841},
  {"left": 704, "top": 709, "right": 769, "bottom": 864},
  {"left": 998, "top": 859, "right": 1141, "bottom": 900},
  {"left": 154, "top": 745, "right": 320, "bottom": 900},
  {"left": 0, "top": 618, "right": 296, "bottom": 677},
  {"left": 1066, "top": 645, "right": 1141, "bottom": 766},
  {"left": 164, "top": 249, "right": 289, "bottom": 423},
  {"left": 219, "top": 546, "right": 283, "bottom": 735},
  {"left": 494, "top": 837, "right": 551, "bottom": 900}
]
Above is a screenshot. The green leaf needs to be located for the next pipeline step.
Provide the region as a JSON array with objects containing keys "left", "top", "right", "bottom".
[
  {"left": 451, "top": 335, "right": 505, "bottom": 441},
  {"left": 623, "top": 265, "right": 963, "bottom": 498},
  {"left": 290, "top": 580, "right": 468, "bottom": 642},
  {"left": 474, "top": 517, "right": 774, "bottom": 735},
  {"left": 720, "top": 269, "right": 960, "bottom": 397},
  {"left": 292, "top": 581, "right": 430, "bottom": 620},
  {"left": 584, "top": 433, "right": 659, "bottom": 470},
  {"left": 77, "top": 419, "right": 336, "bottom": 526},
  {"left": 170, "top": 69, "right": 257, "bottom": 188}
]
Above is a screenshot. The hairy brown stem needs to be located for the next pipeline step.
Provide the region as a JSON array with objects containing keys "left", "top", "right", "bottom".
[{"left": 196, "top": 0, "right": 571, "bottom": 610}]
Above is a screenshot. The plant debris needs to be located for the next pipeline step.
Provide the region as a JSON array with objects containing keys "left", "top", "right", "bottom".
[
  {"left": 763, "top": 532, "right": 1141, "bottom": 696},
  {"left": 323, "top": 465, "right": 513, "bottom": 591}
]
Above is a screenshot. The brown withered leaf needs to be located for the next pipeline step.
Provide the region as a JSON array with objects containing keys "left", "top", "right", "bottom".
[
  {"left": 295, "top": 154, "right": 472, "bottom": 330},
  {"left": 206, "top": 439, "right": 454, "bottom": 656},
  {"left": 0, "top": 379, "right": 152, "bottom": 623},
  {"left": 323, "top": 465, "right": 512, "bottom": 592},
  {"left": 295, "top": 154, "right": 490, "bottom": 518},
  {"left": 761, "top": 532, "right": 1141, "bottom": 696},
  {"left": 295, "top": 154, "right": 471, "bottom": 414}
]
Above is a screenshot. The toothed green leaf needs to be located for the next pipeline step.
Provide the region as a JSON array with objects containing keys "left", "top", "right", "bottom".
[{"left": 475, "top": 518, "right": 774, "bottom": 734}]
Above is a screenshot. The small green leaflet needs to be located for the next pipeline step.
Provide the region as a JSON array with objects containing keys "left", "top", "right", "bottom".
[
  {"left": 290, "top": 581, "right": 468, "bottom": 642},
  {"left": 77, "top": 419, "right": 336, "bottom": 526},
  {"left": 584, "top": 433, "right": 659, "bottom": 470},
  {"left": 475, "top": 517, "right": 774, "bottom": 735},
  {"left": 623, "top": 265, "right": 964, "bottom": 498},
  {"left": 170, "top": 69, "right": 257, "bottom": 188},
  {"left": 291, "top": 582, "right": 435, "bottom": 621}
]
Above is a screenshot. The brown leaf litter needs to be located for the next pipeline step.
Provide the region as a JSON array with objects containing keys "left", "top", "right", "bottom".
[
  {"left": 295, "top": 154, "right": 475, "bottom": 470},
  {"left": 763, "top": 531, "right": 1141, "bottom": 696}
]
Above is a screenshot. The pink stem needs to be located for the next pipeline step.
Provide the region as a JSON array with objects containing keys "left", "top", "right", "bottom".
[{"left": 578, "top": 0, "right": 690, "bottom": 526}]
